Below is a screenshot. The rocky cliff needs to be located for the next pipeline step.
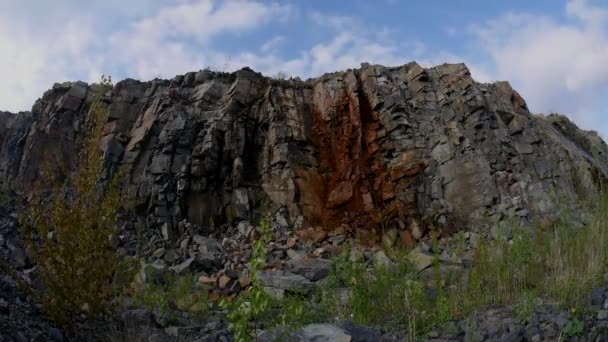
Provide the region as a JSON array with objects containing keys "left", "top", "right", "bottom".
[{"left": 1, "top": 62, "right": 607, "bottom": 242}]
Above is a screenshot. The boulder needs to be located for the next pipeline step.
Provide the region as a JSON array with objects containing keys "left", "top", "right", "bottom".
[
  {"left": 409, "top": 249, "right": 435, "bottom": 272},
  {"left": 287, "top": 258, "right": 331, "bottom": 281},
  {"left": 257, "top": 271, "right": 315, "bottom": 293}
]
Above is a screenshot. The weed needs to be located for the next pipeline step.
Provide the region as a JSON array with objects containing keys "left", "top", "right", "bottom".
[
  {"left": 452, "top": 231, "right": 467, "bottom": 258},
  {"left": 220, "top": 214, "right": 274, "bottom": 342},
  {"left": 313, "top": 189, "right": 608, "bottom": 338},
  {"left": 562, "top": 309, "right": 585, "bottom": 337},
  {"left": 133, "top": 273, "right": 208, "bottom": 315},
  {"left": 21, "top": 76, "right": 123, "bottom": 325}
]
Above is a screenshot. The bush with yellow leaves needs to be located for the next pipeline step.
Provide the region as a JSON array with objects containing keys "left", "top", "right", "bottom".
[{"left": 22, "top": 76, "right": 124, "bottom": 325}]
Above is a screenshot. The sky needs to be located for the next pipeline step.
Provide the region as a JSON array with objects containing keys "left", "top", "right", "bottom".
[{"left": 1, "top": 0, "right": 607, "bottom": 136}]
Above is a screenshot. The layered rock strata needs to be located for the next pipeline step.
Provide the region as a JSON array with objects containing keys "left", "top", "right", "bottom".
[{"left": 1, "top": 62, "right": 606, "bottom": 240}]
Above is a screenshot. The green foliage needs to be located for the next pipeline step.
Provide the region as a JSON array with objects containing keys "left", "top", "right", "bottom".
[
  {"left": 22, "top": 76, "right": 123, "bottom": 325},
  {"left": 452, "top": 231, "right": 467, "bottom": 258},
  {"left": 277, "top": 294, "right": 308, "bottom": 327},
  {"left": 220, "top": 214, "right": 274, "bottom": 342},
  {"left": 313, "top": 190, "right": 608, "bottom": 337},
  {"left": 318, "top": 244, "right": 444, "bottom": 335},
  {"left": 459, "top": 225, "right": 545, "bottom": 310},
  {"left": 133, "top": 273, "right": 208, "bottom": 315},
  {"left": 563, "top": 309, "right": 585, "bottom": 337},
  {"left": 456, "top": 191, "right": 608, "bottom": 314},
  {"left": 112, "top": 256, "right": 140, "bottom": 299}
]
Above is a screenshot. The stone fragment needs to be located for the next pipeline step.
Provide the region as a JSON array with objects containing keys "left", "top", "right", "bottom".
[
  {"left": 287, "top": 249, "right": 307, "bottom": 261},
  {"left": 373, "top": 250, "right": 392, "bottom": 267},
  {"left": 327, "top": 182, "right": 353, "bottom": 208},
  {"left": 172, "top": 257, "right": 196, "bottom": 275},
  {"left": 297, "top": 324, "right": 351, "bottom": 342},
  {"left": 218, "top": 275, "right": 231, "bottom": 289},
  {"left": 409, "top": 249, "right": 435, "bottom": 272},
  {"left": 382, "top": 228, "right": 397, "bottom": 248},
  {"left": 400, "top": 230, "right": 415, "bottom": 248},
  {"left": 287, "top": 258, "right": 331, "bottom": 281},
  {"left": 257, "top": 271, "right": 314, "bottom": 293},
  {"left": 140, "top": 262, "right": 169, "bottom": 284},
  {"left": 198, "top": 275, "right": 216, "bottom": 286},
  {"left": 161, "top": 223, "right": 173, "bottom": 241},
  {"left": 338, "top": 321, "right": 382, "bottom": 342},
  {"left": 238, "top": 274, "right": 251, "bottom": 287},
  {"left": 408, "top": 217, "right": 423, "bottom": 240}
]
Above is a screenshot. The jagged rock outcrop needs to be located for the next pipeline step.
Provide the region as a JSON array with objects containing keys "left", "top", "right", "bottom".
[{"left": 1, "top": 62, "right": 607, "bottom": 241}]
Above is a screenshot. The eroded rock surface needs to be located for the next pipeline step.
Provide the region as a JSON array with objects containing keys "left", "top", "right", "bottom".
[{"left": 1, "top": 63, "right": 607, "bottom": 240}]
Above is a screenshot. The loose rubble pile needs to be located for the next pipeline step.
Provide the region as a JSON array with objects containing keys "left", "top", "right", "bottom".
[
  {"left": 6, "top": 199, "right": 608, "bottom": 341},
  {"left": 0, "top": 204, "right": 63, "bottom": 342},
  {"left": 128, "top": 209, "right": 473, "bottom": 304}
]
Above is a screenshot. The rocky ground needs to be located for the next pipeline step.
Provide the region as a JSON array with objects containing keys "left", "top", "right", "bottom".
[
  {"left": 0, "top": 205, "right": 62, "bottom": 342},
  {"left": 3, "top": 204, "right": 608, "bottom": 342}
]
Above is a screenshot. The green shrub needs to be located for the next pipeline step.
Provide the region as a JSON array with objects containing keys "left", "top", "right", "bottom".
[
  {"left": 314, "top": 189, "right": 608, "bottom": 337},
  {"left": 220, "top": 214, "right": 274, "bottom": 342},
  {"left": 22, "top": 76, "right": 123, "bottom": 324},
  {"left": 133, "top": 273, "right": 208, "bottom": 315},
  {"left": 563, "top": 309, "right": 585, "bottom": 337},
  {"left": 318, "top": 245, "right": 441, "bottom": 335}
]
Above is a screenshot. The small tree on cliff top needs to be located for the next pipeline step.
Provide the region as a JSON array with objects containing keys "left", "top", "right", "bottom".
[{"left": 22, "top": 75, "right": 123, "bottom": 324}]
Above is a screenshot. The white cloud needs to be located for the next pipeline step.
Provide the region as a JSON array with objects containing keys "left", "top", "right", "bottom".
[
  {"left": 260, "top": 36, "right": 285, "bottom": 53},
  {"left": 123, "top": 0, "right": 291, "bottom": 45},
  {"left": 566, "top": 0, "right": 608, "bottom": 28},
  {"left": 470, "top": 0, "right": 608, "bottom": 134},
  {"left": 283, "top": 13, "right": 416, "bottom": 76},
  {"left": 106, "top": 0, "right": 293, "bottom": 79},
  {"left": 3, "top": 0, "right": 605, "bottom": 140},
  {"left": 0, "top": 11, "right": 101, "bottom": 112},
  {"left": 0, "top": 0, "right": 294, "bottom": 111}
]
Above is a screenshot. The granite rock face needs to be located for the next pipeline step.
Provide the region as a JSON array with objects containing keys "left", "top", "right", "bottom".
[{"left": 1, "top": 62, "right": 607, "bottom": 239}]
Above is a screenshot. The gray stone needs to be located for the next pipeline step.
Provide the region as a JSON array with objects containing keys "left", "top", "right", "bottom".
[
  {"left": 171, "top": 256, "right": 196, "bottom": 275},
  {"left": 231, "top": 188, "right": 250, "bottom": 221},
  {"left": 47, "top": 328, "right": 65, "bottom": 342},
  {"left": 262, "top": 286, "right": 285, "bottom": 300},
  {"left": 275, "top": 209, "right": 290, "bottom": 229},
  {"left": 287, "top": 258, "right": 331, "bottom": 281},
  {"left": 196, "top": 253, "right": 222, "bottom": 272},
  {"left": 194, "top": 235, "right": 224, "bottom": 255},
  {"left": 237, "top": 220, "right": 253, "bottom": 237},
  {"left": 328, "top": 235, "right": 346, "bottom": 245},
  {"left": 287, "top": 249, "right": 307, "bottom": 261},
  {"left": 261, "top": 324, "right": 353, "bottom": 342},
  {"left": 409, "top": 249, "right": 435, "bottom": 272},
  {"left": 338, "top": 321, "right": 381, "bottom": 342},
  {"left": 372, "top": 250, "right": 393, "bottom": 267},
  {"left": 140, "top": 262, "right": 169, "bottom": 284},
  {"left": 297, "top": 324, "right": 351, "bottom": 342},
  {"left": 161, "top": 222, "right": 173, "bottom": 241},
  {"left": 257, "top": 271, "right": 314, "bottom": 293}
]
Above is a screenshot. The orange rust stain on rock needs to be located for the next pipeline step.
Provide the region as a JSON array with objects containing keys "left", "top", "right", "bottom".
[
  {"left": 297, "top": 86, "right": 390, "bottom": 233},
  {"left": 291, "top": 81, "right": 426, "bottom": 240}
]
